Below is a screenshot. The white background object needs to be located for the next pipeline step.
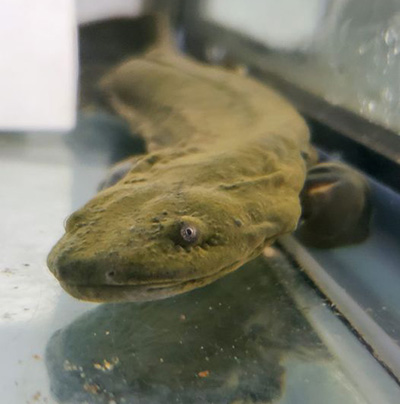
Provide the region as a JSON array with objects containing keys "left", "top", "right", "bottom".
[
  {"left": 77, "top": 0, "right": 143, "bottom": 24},
  {"left": 0, "top": 0, "right": 144, "bottom": 132},
  {"left": 202, "top": 0, "right": 328, "bottom": 51},
  {"left": 0, "top": 0, "right": 78, "bottom": 131}
]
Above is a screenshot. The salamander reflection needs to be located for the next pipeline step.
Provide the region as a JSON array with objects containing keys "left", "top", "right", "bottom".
[{"left": 46, "top": 255, "right": 329, "bottom": 404}]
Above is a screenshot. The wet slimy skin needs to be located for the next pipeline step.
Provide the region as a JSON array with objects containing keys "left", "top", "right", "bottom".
[{"left": 47, "top": 29, "right": 370, "bottom": 302}]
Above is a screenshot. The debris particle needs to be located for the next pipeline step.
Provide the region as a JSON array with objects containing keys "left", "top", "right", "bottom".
[
  {"left": 63, "top": 360, "right": 79, "bottom": 371},
  {"left": 179, "top": 314, "right": 186, "bottom": 321},
  {"left": 198, "top": 370, "right": 210, "bottom": 378},
  {"left": 103, "top": 360, "right": 114, "bottom": 370},
  {"left": 93, "top": 358, "right": 119, "bottom": 371},
  {"left": 32, "top": 392, "right": 41, "bottom": 401},
  {"left": 32, "top": 354, "right": 41, "bottom": 361},
  {"left": 83, "top": 383, "right": 100, "bottom": 395},
  {"left": 159, "top": 358, "right": 164, "bottom": 363}
]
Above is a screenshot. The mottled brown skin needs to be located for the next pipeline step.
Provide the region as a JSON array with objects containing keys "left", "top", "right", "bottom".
[{"left": 47, "top": 38, "right": 370, "bottom": 302}]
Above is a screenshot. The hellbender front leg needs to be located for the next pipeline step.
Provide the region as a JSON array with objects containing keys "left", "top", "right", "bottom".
[{"left": 295, "top": 162, "right": 372, "bottom": 248}]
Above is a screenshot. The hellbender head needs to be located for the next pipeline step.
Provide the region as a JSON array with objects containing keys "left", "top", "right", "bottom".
[{"left": 47, "top": 181, "right": 281, "bottom": 302}]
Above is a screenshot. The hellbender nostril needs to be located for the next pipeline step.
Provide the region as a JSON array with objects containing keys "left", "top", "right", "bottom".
[{"left": 105, "top": 270, "right": 119, "bottom": 284}]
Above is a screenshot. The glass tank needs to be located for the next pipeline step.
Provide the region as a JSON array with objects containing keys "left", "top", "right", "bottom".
[{"left": 1, "top": 1, "right": 400, "bottom": 403}]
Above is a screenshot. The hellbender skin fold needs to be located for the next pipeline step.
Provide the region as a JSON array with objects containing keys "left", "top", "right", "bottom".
[{"left": 47, "top": 17, "right": 371, "bottom": 302}]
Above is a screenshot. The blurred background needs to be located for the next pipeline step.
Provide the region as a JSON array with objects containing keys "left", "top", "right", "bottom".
[{"left": 2, "top": 0, "right": 400, "bottom": 133}]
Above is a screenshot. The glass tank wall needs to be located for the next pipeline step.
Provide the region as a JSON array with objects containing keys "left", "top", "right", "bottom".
[
  {"left": 1, "top": 1, "right": 400, "bottom": 403},
  {"left": 201, "top": 0, "right": 400, "bottom": 134}
]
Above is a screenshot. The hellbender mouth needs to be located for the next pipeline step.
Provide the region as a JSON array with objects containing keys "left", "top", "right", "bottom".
[{"left": 59, "top": 260, "right": 242, "bottom": 303}]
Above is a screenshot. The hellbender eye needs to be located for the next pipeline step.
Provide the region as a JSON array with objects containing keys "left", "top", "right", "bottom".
[{"left": 180, "top": 223, "right": 198, "bottom": 243}]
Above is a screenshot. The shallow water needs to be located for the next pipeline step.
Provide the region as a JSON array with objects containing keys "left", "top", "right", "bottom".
[
  {"left": 1, "top": 16, "right": 400, "bottom": 404},
  {"left": 45, "top": 257, "right": 330, "bottom": 404},
  {"left": 2, "top": 110, "right": 399, "bottom": 403}
]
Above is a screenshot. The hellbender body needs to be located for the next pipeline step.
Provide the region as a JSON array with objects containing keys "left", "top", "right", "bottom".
[{"left": 47, "top": 25, "right": 370, "bottom": 302}]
